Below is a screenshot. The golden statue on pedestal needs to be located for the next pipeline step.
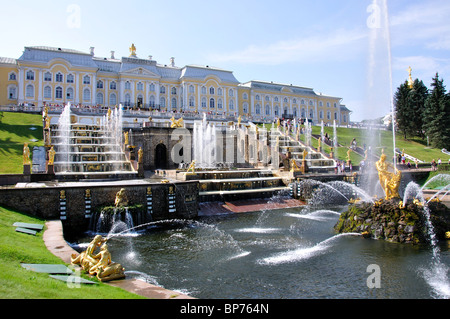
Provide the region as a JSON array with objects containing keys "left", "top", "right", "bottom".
[
  {"left": 71, "top": 235, "right": 125, "bottom": 282},
  {"left": 186, "top": 160, "right": 196, "bottom": 174},
  {"left": 23, "top": 143, "right": 31, "bottom": 165},
  {"left": 48, "top": 146, "right": 56, "bottom": 165},
  {"left": 375, "top": 152, "right": 401, "bottom": 200},
  {"left": 129, "top": 43, "right": 137, "bottom": 58}
]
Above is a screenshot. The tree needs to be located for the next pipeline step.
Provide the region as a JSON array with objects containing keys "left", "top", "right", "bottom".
[
  {"left": 408, "top": 79, "right": 428, "bottom": 139},
  {"left": 423, "top": 73, "right": 450, "bottom": 149},
  {"left": 394, "top": 81, "right": 412, "bottom": 139}
]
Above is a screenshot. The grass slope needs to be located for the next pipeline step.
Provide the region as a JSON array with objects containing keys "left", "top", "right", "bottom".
[{"left": 0, "top": 205, "right": 143, "bottom": 299}]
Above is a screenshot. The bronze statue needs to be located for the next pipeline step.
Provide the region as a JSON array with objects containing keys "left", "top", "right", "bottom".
[{"left": 375, "top": 152, "right": 401, "bottom": 200}]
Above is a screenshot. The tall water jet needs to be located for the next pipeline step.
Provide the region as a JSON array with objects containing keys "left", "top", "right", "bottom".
[
  {"left": 193, "top": 113, "right": 218, "bottom": 169},
  {"left": 56, "top": 102, "right": 72, "bottom": 172}
]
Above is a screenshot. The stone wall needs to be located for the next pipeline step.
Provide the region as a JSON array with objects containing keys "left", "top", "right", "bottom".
[{"left": 0, "top": 181, "right": 199, "bottom": 237}]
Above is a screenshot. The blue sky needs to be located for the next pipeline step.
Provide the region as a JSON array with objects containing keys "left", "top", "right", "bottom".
[{"left": 1, "top": 0, "right": 450, "bottom": 121}]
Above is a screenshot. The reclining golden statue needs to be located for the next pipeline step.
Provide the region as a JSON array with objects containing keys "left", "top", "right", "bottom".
[
  {"left": 170, "top": 116, "right": 184, "bottom": 128},
  {"left": 71, "top": 235, "right": 125, "bottom": 282}
]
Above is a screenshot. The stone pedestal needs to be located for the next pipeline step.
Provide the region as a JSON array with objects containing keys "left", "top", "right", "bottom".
[
  {"left": 23, "top": 164, "right": 31, "bottom": 175},
  {"left": 47, "top": 164, "right": 55, "bottom": 175}
]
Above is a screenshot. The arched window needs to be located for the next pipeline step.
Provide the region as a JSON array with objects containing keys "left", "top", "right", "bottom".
[
  {"left": 209, "top": 87, "right": 215, "bottom": 95},
  {"left": 189, "top": 85, "right": 195, "bottom": 93},
  {"left": 26, "top": 70, "right": 34, "bottom": 81},
  {"left": 96, "top": 92, "right": 104, "bottom": 105},
  {"left": 149, "top": 95, "right": 155, "bottom": 107},
  {"left": 44, "top": 86, "right": 52, "bottom": 99},
  {"left": 293, "top": 107, "right": 297, "bottom": 117},
  {"left": 327, "top": 111, "right": 331, "bottom": 120},
  {"left": 209, "top": 98, "right": 215, "bottom": 108},
  {"left": 265, "top": 104, "right": 270, "bottom": 115},
  {"left": 44, "top": 72, "right": 52, "bottom": 81},
  {"left": 255, "top": 95, "right": 260, "bottom": 101},
  {"left": 243, "top": 93, "right": 248, "bottom": 100},
  {"left": 97, "top": 80, "right": 103, "bottom": 89},
  {"left": 137, "top": 82, "right": 144, "bottom": 91},
  {"left": 255, "top": 104, "right": 261, "bottom": 115},
  {"left": 229, "top": 99, "right": 234, "bottom": 110},
  {"left": 55, "top": 72, "right": 63, "bottom": 83},
  {"left": 201, "top": 86, "right": 206, "bottom": 94},
  {"left": 274, "top": 106, "right": 279, "bottom": 116},
  {"left": 218, "top": 88, "right": 222, "bottom": 96},
  {"left": 67, "top": 74, "right": 74, "bottom": 83},
  {"left": 171, "top": 97, "right": 177, "bottom": 109},
  {"left": 67, "top": 88, "right": 74, "bottom": 100},
  {"left": 189, "top": 96, "right": 195, "bottom": 107},
  {"left": 83, "top": 88, "right": 91, "bottom": 101},
  {"left": 8, "top": 86, "right": 17, "bottom": 99},
  {"left": 55, "top": 86, "right": 63, "bottom": 99},
  {"left": 9, "top": 72, "right": 17, "bottom": 81},
  {"left": 243, "top": 103, "right": 249, "bottom": 113},
  {"left": 83, "top": 75, "right": 90, "bottom": 84},
  {"left": 125, "top": 81, "right": 131, "bottom": 90},
  {"left": 26, "top": 84, "right": 34, "bottom": 97},
  {"left": 218, "top": 99, "right": 223, "bottom": 109},
  {"left": 319, "top": 110, "right": 324, "bottom": 119},
  {"left": 229, "top": 89, "right": 234, "bottom": 97},
  {"left": 109, "top": 93, "right": 117, "bottom": 105},
  {"left": 160, "top": 86, "right": 166, "bottom": 94},
  {"left": 309, "top": 109, "right": 314, "bottom": 119},
  {"left": 149, "top": 83, "right": 155, "bottom": 92},
  {"left": 125, "top": 94, "right": 131, "bottom": 107},
  {"left": 110, "top": 81, "right": 117, "bottom": 90}
]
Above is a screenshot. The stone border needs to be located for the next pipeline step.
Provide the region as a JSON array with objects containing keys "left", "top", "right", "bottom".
[{"left": 43, "top": 220, "right": 194, "bottom": 299}]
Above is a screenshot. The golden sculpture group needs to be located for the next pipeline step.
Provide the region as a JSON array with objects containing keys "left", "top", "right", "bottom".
[
  {"left": 170, "top": 116, "right": 184, "bottom": 128},
  {"left": 71, "top": 235, "right": 125, "bottom": 282}
]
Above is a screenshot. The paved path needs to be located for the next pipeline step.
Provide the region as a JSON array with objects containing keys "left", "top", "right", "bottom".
[{"left": 43, "top": 220, "right": 194, "bottom": 299}]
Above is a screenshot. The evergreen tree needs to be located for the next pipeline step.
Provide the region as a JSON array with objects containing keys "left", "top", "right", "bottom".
[
  {"left": 408, "top": 79, "right": 428, "bottom": 139},
  {"left": 394, "top": 81, "right": 412, "bottom": 139},
  {"left": 423, "top": 73, "right": 450, "bottom": 149}
]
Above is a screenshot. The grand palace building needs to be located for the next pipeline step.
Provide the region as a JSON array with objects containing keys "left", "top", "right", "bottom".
[{"left": 0, "top": 45, "right": 351, "bottom": 125}]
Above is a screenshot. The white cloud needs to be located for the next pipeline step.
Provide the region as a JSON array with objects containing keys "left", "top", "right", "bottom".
[{"left": 208, "top": 28, "right": 367, "bottom": 66}]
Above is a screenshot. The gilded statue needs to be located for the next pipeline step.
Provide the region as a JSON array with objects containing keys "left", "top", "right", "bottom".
[
  {"left": 23, "top": 143, "right": 31, "bottom": 165},
  {"left": 237, "top": 116, "right": 242, "bottom": 127},
  {"left": 290, "top": 159, "right": 301, "bottom": 172},
  {"left": 114, "top": 188, "right": 129, "bottom": 207},
  {"left": 186, "top": 160, "right": 196, "bottom": 174},
  {"left": 71, "top": 235, "right": 125, "bottom": 282},
  {"left": 375, "top": 152, "right": 401, "bottom": 200},
  {"left": 170, "top": 116, "right": 184, "bottom": 128},
  {"left": 48, "top": 146, "right": 56, "bottom": 165},
  {"left": 124, "top": 131, "right": 129, "bottom": 145},
  {"left": 129, "top": 43, "right": 137, "bottom": 57},
  {"left": 138, "top": 147, "right": 143, "bottom": 163}
]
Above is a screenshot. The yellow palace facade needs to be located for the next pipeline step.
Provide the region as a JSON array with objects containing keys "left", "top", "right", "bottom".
[{"left": 0, "top": 45, "right": 351, "bottom": 125}]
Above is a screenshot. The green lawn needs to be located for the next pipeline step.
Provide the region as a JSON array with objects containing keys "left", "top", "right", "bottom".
[
  {"left": 0, "top": 205, "right": 144, "bottom": 299},
  {"left": 0, "top": 112, "right": 44, "bottom": 174}
]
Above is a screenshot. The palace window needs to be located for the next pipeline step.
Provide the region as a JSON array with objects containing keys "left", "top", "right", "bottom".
[
  {"left": 160, "top": 97, "right": 166, "bottom": 108},
  {"left": 160, "top": 86, "right": 166, "bottom": 94},
  {"left": 334, "top": 103, "right": 337, "bottom": 108},
  {"left": 26, "top": 84, "right": 34, "bottom": 97},
  {"left": 55, "top": 86, "right": 63, "bottom": 99},
  {"left": 137, "top": 82, "right": 144, "bottom": 91},
  {"left": 201, "top": 97, "right": 206, "bottom": 108},
  {"left": 189, "top": 96, "right": 195, "bottom": 107},
  {"left": 319, "top": 110, "right": 323, "bottom": 119},
  {"left": 26, "top": 70, "right": 35, "bottom": 81},
  {"left": 83, "top": 75, "right": 90, "bottom": 84},
  {"left": 243, "top": 93, "right": 248, "bottom": 100},
  {"left": 201, "top": 86, "right": 206, "bottom": 95},
  {"left": 229, "top": 99, "right": 234, "bottom": 110},
  {"left": 265, "top": 105, "right": 270, "bottom": 115},
  {"left": 9, "top": 72, "right": 16, "bottom": 81},
  {"left": 110, "top": 81, "right": 117, "bottom": 90},
  {"left": 274, "top": 106, "right": 279, "bottom": 116},
  {"left": 319, "top": 101, "right": 323, "bottom": 107},
  {"left": 44, "top": 86, "right": 52, "bottom": 99},
  {"left": 309, "top": 109, "right": 314, "bottom": 119},
  {"left": 309, "top": 100, "right": 313, "bottom": 106},
  {"left": 218, "top": 88, "right": 222, "bottom": 96},
  {"left": 171, "top": 87, "right": 177, "bottom": 95},
  {"left": 8, "top": 86, "right": 17, "bottom": 99},
  {"left": 265, "top": 96, "right": 270, "bottom": 102},
  {"left": 334, "top": 112, "right": 338, "bottom": 120},
  {"left": 218, "top": 99, "right": 223, "bottom": 109},
  {"left": 149, "top": 83, "right": 155, "bottom": 92},
  {"left": 149, "top": 95, "right": 155, "bottom": 107},
  {"left": 327, "top": 111, "right": 331, "bottom": 120},
  {"left": 327, "top": 102, "right": 331, "bottom": 108},
  {"left": 125, "top": 94, "right": 131, "bottom": 107},
  {"left": 293, "top": 98, "right": 297, "bottom": 104},
  {"left": 125, "top": 81, "right": 131, "bottom": 90},
  {"left": 56, "top": 72, "right": 63, "bottom": 83},
  {"left": 96, "top": 92, "right": 103, "bottom": 105},
  {"left": 255, "top": 95, "right": 260, "bottom": 101},
  {"left": 302, "top": 99, "right": 306, "bottom": 105},
  {"left": 243, "top": 103, "right": 249, "bottom": 113},
  {"left": 83, "top": 88, "right": 91, "bottom": 101},
  {"left": 67, "top": 88, "right": 74, "bottom": 100},
  {"left": 293, "top": 108, "right": 297, "bottom": 117},
  {"left": 229, "top": 89, "right": 234, "bottom": 97},
  {"left": 109, "top": 93, "right": 117, "bottom": 105},
  {"left": 171, "top": 98, "right": 177, "bottom": 109},
  {"left": 67, "top": 74, "right": 74, "bottom": 83},
  {"left": 274, "top": 96, "right": 279, "bottom": 102},
  {"left": 209, "top": 87, "right": 215, "bottom": 95},
  {"left": 97, "top": 80, "right": 103, "bottom": 89},
  {"left": 283, "top": 97, "right": 288, "bottom": 103},
  {"left": 209, "top": 98, "right": 215, "bottom": 108},
  {"left": 189, "top": 85, "right": 195, "bottom": 93},
  {"left": 255, "top": 104, "right": 261, "bottom": 115},
  {"left": 301, "top": 108, "right": 306, "bottom": 118},
  {"left": 44, "top": 72, "right": 52, "bottom": 82}
]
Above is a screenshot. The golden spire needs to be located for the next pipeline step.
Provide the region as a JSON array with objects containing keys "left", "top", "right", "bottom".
[
  {"left": 129, "top": 43, "right": 137, "bottom": 58},
  {"left": 407, "top": 66, "right": 414, "bottom": 89}
]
